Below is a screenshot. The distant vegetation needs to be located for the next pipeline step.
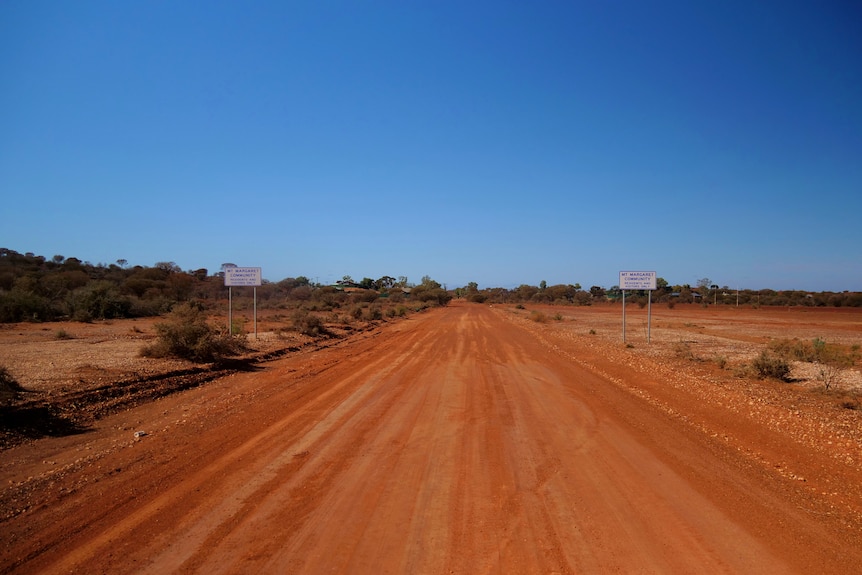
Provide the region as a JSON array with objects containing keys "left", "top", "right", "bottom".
[
  {"left": 0, "top": 248, "right": 451, "bottom": 323},
  {"left": 1, "top": 248, "right": 859, "bottom": 325},
  {"left": 454, "top": 277, "right": 862, "bottom": 308}
]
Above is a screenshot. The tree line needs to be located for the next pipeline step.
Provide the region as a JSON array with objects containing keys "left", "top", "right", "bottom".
[
  {"left": 0, "top": 249, "right": 450, "bottom": 323},
  {"left": 2, "top": 248, "right": 859, "bottom": 323},
  {"left": 454, "top": 277, "right": 862, "bottom": 308}
]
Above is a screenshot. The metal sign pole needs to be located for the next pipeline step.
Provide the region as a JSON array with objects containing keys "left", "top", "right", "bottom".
[
  {"left": 647, "top": 289, "right": 652, "bottom": 344},
  {"left": 228, "top": 286, "right": 232, "bottom": 335},
  {"left": 254, "top": 286, "right": 258, "bottom": 339},
  {"left": 622, "top": 289, "right": 626, "bottom": 342}
]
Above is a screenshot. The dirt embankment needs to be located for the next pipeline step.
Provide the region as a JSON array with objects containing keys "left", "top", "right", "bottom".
[{"left": 1, "top": 302, "right": 861, "bottom": 574}]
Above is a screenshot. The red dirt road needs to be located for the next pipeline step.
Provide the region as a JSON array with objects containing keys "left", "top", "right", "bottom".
[{"left": 2, "top": 302, "right": 861, "bottom": 573}]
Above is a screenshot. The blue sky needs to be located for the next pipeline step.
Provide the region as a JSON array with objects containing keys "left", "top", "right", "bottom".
[{"left": 2, "top": 1, "right": 860, "bottom": 291}]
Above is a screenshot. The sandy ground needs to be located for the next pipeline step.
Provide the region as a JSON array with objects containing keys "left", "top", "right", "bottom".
[{"left": 1, "top": 301, "right": 861, "bottom": 573}]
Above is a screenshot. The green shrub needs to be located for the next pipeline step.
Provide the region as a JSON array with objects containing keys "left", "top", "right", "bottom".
[
  {"left": 411, "top": 286, "right": 452, "bottom": 306},
  {"left": 0, "top": 289, "right": 54, "bottom": 322},
  {"left": 365, "top": 305, "right": 383, "bottom": 321},
  {"left": 69, "top": 281, "right": 132, "bottom": 321},
  {"left": 291, "top": 309, "right": 329, "bottom": 337},
  {"left": 751, "top": 351, "right": 791, "bottom": 381},
  {"left": 769, "top": 338, "right": 818, "bottom": 362},
  {"left": 350, "top": 290, "right": 379, "bottom": 304},
  {"left": 769, "top": 337, "right": 857, "bottom": 372},
  {"left": 141, "top": 303, "right": 246, "bottom": 362},
  {"left": 129, "top": 296, "right": 173, "bottom": 317}
]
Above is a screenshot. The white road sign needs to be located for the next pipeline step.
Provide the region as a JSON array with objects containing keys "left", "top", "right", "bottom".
[
  {"left": 224, "top": 267, "right": 262, "bottom": 287},
  {"left": 619, "top": 271, "right": 657, "bottom": 290}
]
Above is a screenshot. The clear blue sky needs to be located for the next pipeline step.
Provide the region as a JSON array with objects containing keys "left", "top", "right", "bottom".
[{"left": 2, "top": 1, "right": 860, "bottom": 291}]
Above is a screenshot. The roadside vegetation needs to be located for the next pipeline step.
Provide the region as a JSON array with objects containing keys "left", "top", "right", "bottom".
[
  {"left": 672, "top": 333, "right": 860, "bottom": 396},
  {"left": 0, "top": 249, "right": 461, "bottom": 368},
  {"left": 0, "top": 249, "right": 451, "bottom": 326},
  {"left": 453, "top": 276, "right": 862, "bottom": 308},
  {"left": 724, "top": 337, "right": 861, "bottom": 387},
  {"left": 3, "top": 249, "right": 861, "bottom": 327},
  {"left": 140, "top": 303, "right": 248, "bottom": 363}
]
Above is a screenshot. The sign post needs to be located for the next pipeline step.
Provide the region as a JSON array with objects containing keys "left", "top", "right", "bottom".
[
  {"left": 619, "top": 271, "right": 657, "bottom": 344},
  {"left": 224, "top": 267, "right": 262, "bottom": 338}
]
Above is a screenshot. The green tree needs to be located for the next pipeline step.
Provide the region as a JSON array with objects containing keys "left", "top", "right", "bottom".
[
  {"left": 696, "top": 278, "right": 712, "bottom": 306},
  {"left": 69, "top": 281, "right": 131, "bottom": 321},
  {"left": 589, "top": 286, "right": 606, "bottom": 299},
  {"left": 375, "top": 276, "right": 396, "bottom": 290},
  {"left": 411, "top": 276, "right": 451, "bottom": 306},
  {"left": 516, "top": 284, "right": 539, "bottom": 301}
]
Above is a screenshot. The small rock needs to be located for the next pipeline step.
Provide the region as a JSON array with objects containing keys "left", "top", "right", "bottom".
[{"left": 133, "top": 430, "right": 147, "bottom": 439}]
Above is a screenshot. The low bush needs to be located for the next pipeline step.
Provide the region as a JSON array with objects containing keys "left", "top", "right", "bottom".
[
  {"left": 751, "top": 351, "right": 791, "bottom": 381},
  {"left": 673, "top": 342, "right": 697, "bottom": 362},
  {"left": 530, "top": 311, "right": 548, "bottom": 323},
  {"left": 350, "top": 290, "right": 378, "bottom": 304},
  {"left": 365, "top": 305, "right": 383, "bottom": 321},
  {"left": 769, "top": 338, "right": 819, "bottom": 362},
  {"left": 817, "top": 363, "right": 841, "bottom": 390},
  {"left": 69, "top": 281, "right": 132, "bottom": 321},
  {"left": 129, "top": 296, "right": 173, "bottom": 317},
  {"left": 141, "top": 303, "right": 246, "bottom": 362},
  {"left": 291, "top": 309, "right": 329, "bottom": 337},
  {"left": 0, "top": 289, "right": 54, "bottom": 322},
  {"left": 768, "top": 337, "right": 857, "bottom": 366}
]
